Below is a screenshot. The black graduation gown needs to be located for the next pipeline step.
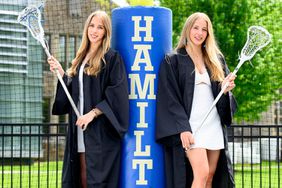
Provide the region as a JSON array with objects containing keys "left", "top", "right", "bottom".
[
  {"left": 156, "top": 48, "right": 237, "bottom": 188},
  {"left": 52, "top": 48, "right": 129, "bottom": 188}
]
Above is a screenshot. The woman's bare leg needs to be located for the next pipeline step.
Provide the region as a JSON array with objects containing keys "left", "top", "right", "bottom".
[
  {"left": 79, "top": 153, "right": 87, "bottom": 188},
  {"left": 186, "top": 148, "right": 209, "bottom": 188},
  {"left": 206, "top": 150, "right": 221, "bottom": 188}
]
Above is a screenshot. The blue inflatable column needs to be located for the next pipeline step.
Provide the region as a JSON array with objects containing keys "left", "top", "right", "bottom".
[{"left": 112, "top": 6, "right": 172, "bottom": 188}]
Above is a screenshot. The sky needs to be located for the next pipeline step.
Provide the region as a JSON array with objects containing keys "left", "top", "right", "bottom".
[
  {"left": 111, "top": 0, "right": 160, "bottom": 7},
  {"left": 111, "top": 0, "right": 129, "bottom": 7}
]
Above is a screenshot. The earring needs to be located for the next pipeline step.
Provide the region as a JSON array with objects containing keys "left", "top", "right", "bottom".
[{"left": 183, "top": 38, "right": 188, "bottom": 45}]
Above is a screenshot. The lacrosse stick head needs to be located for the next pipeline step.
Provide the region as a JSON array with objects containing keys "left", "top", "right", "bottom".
[
  {"left": 17, "top": 5, "right": 45, "bottom": 42},
  {"left": 240, "top": 26, "right": 271, "bottom": 62}
]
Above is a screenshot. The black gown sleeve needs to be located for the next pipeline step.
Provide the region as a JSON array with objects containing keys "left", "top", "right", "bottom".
[
  {"left": 95, "top": 52, "right": 129, "bottom": 138},
  {"left": 156, "top": 55, "right": 192, "bottom": 145},
  {"left": 52, "top": 74, "right": 72, "bottom": 115}
]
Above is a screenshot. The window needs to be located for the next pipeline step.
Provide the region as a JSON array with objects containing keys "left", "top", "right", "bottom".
[
  {"left": 59, "top": 35, "right": 66, "bottom": 69},
  {"left": 43, "top": 34, "right": 51, "bottom": 71},
  {"left": 77, "top": 35, "right": 82, "bottom": 51},
  {"left": 68, "top": 36, "right": 76, "bottom": 67},
  {"left": 43, "top": 97, "right": 51, "bottom": 123}
]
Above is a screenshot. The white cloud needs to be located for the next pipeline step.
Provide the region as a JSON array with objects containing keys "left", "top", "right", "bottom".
[{"left": 111, "top": 0, "right": 129, "bottom": 7}]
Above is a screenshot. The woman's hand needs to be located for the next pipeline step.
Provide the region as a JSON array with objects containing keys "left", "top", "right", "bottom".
[
  {"left": 180, "top": 131, "right": 194, "bottom": 151},
  {"left": 47, "top": 56, "right": 64, "bottom": 77},
  {"left": 222, "top": 73, "right": 236, "bottom": 94},
  {"left": 76, "top": 110, "right": 97, "bottom": 130}
]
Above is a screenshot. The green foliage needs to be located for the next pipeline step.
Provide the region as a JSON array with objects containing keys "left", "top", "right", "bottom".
[
  {"left": 95, "top": 0, "right": 117, "bottom": 15},
  {"left": 160, "top": 0, "right": 282, "bottom": 123},
  {"left": 233, "top": 0, "right": 282, "bottom": 122}
]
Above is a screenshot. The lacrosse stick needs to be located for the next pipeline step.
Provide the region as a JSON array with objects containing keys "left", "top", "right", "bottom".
[
  {"left": 18, "top": 5, "right": 83, "bottom": 128},
  {"left": 193, "top": 26, "right": 271, "bottom": 136}
]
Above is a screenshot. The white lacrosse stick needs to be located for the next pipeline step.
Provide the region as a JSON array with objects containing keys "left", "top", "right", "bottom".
[
  {"left": 18, "top": 6, "right": 83, "bottom": 127},
  {"left": 193, "top": 26, "right": 271, "bottom": 136}
]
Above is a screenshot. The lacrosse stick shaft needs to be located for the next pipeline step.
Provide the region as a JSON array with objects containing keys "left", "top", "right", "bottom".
[
  {"left": 232, "top": 58, "right": 245, "bottom": 76},
  {"left": 193, "top": 58, "right": 244, "bottom": 136},
  {"left": 54, "top": 69, "right": 80, "bottom": 118},
  {"left": 41, "top": 40, "right": 80, "bottom": 118}
]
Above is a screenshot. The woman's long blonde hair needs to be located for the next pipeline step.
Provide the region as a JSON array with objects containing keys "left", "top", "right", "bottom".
[
  {"left": 176, "top": 12, "right": 225, "bottom": 82},
  {"left": 67, "top": 10, "right": 111, "bottom": 77}
]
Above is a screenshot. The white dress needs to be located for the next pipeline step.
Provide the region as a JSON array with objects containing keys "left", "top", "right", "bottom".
[
  {"left": 189, "top": 70, "right": 224, "bottom": 150},
  {"left": 77, "top": 60, "right": 87, "bottom": 153}
]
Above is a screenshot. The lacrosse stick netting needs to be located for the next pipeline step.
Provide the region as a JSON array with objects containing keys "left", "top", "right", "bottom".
[
  {"left": 193, "top": 26, "right": 271, "bottom": 136},
  {"left": 17, "top": 6, "right": 81, "bottom": 119}
]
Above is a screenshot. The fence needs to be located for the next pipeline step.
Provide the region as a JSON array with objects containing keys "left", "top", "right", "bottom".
[
  {"left": 0, "top": 123, "right": 66, "bottom": 188},
  {"left": 0, "top": 124, "right": 281, "bottom": 188},
  {"left": 228, "top": 125, "right": 281, "bottom": 188}
]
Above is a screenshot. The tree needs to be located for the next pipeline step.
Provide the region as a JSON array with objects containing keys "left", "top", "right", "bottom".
[
  {"left": 160, "top": 0, "right": 282, "bottom": 123},
  {"left": 234, "top": 0, "right": 282, "bottom": 122}
]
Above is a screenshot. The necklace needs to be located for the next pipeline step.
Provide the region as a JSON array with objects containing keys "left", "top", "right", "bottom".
[{"left": 186, "top": 47, "right": 206, "bottom": 74}]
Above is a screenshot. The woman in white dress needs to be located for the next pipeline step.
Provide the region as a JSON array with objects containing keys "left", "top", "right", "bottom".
[{"left": 156, "top": 12, "right": 237, "bottom": 188}]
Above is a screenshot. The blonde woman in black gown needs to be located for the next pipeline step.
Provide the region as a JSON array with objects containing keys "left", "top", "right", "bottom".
[{"left": 156, "top": 12, "right": 237, "bottom": 188}]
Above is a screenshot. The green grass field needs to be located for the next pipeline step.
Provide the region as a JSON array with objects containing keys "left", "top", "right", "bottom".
[
  {"left": 0, "top": 161, "right": 281, "bottom": 188},
  {"left": 234, "top": 161, "right": 282, "bottom": 188},
  {"left": 0, "top": 161, "right": 63, "bottom": 188}
]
